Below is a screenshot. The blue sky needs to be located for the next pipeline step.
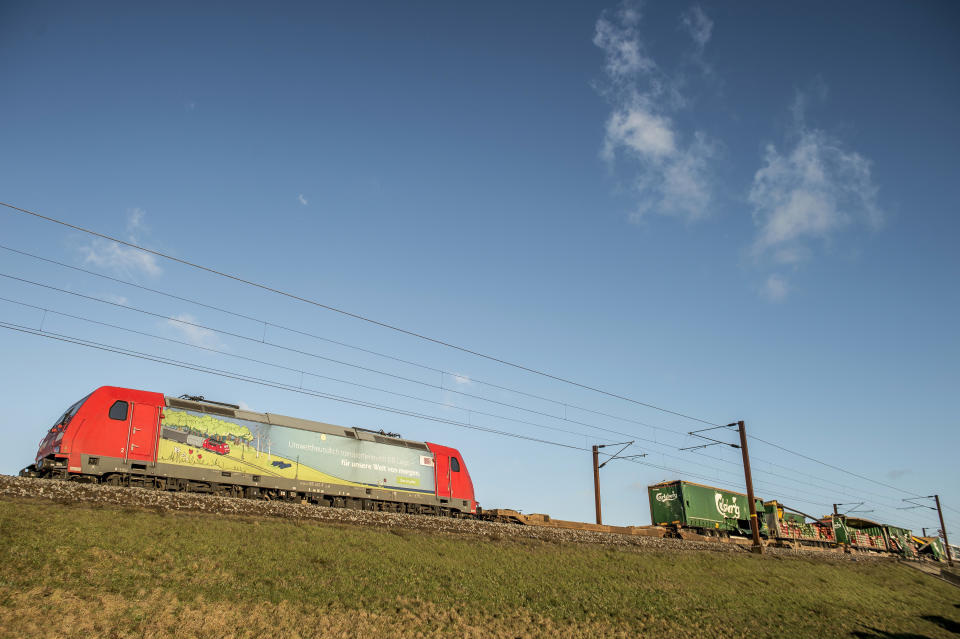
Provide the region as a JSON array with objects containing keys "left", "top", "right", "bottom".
[{"left": 1, "top": 1, "right": 958, "bottom": 531}]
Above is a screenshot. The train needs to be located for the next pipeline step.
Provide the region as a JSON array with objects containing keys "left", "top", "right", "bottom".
[
  {"left": 20, "top": 386, "right": 478, "bottom": 517},
  {"left": 18, "top": 385, "right": 951, "bottom": 563},
  {"left": 648, "top": 479, "right": 948, "bottom": 560}
]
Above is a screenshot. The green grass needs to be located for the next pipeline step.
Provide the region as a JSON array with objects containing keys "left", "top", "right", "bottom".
[{"left": 0, "top": 497, "right": 957, "bottom": 638}]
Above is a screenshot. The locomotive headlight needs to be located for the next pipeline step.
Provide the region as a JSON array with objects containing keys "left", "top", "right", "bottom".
[{"left": 54, "top": 446, "right": 60, "bottom": 453}]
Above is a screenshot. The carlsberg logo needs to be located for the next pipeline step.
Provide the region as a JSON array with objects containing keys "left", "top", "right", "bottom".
[
  {"left": 715, "top": 493, "right": 741, "bottom": 518},
  {"left": 655, "top": 492, "right": 678, "bottom": 503}
]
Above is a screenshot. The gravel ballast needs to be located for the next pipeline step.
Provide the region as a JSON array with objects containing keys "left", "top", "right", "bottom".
[{"left": 0, "top": 475, "right": 889, "bottom": 562}]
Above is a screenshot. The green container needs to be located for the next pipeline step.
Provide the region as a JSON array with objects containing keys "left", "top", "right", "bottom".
[
  {"left": 649, "top": 480, "right": 767, "bottom": 536},
  {"left": 885, "top": 525, "right": 915, "bottom": 558}
]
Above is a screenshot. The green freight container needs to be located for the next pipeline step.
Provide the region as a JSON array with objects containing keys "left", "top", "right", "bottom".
[
  {"left": 783, "top": 511, "right": 805, "bottom": 524},
  {"left": 834, "top": 516, "right": 892, "bottom": 551},
  {"left": 648, "top": 480, "right": 767, "bottom": 536},
  {"left": 885, "top": 525, "right": 915, "bottom": 558},
  {"left": 924, "top": 537, "right": 945, "bottom": 561}
]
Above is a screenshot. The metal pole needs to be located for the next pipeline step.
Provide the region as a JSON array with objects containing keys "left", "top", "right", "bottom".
[
  {"left": 934, "top": 495, "right": 954, "bottom": 567},
  {"left": 737, "top": 421, "right": 762, "bottom": 554},
  {"left": 593, "top": 445, "right": 602, "bottom": 525},
  {"left": 923, "top": 527, "right": 928, "bottom": 538}
]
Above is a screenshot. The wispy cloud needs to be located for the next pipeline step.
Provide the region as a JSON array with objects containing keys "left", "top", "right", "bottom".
[
  {"left": 80, "top": 208, "right": 161, "bottom": 277},
  {"left": 594, "top": 5, "right": 655, "bottom": 78},
  {"left": 165, "top": 313, "right": 221, "bottom": 349},
  {"left": 595, "top": 2, "right": 717, "bottom": 223},
  {"left": 298, "top": 193, "right": 308, "bottom": 206},
  {"left": 101, "top": 293, "right": 129, "bottom": 306},
  {"left": 749, "top": 90, "right": 882, "bottom": 299},
  {"left": 750, "top": 133, "right": 881, "bottom": 256},
  {"left": 126, "top": 207, "right": 146, "bottom": 235},
  {"left": 681, "top": 5, "right": 713, "bottom": 51},
  {"left": 761, "top": 274, "right": 788, "bottom": 302}
]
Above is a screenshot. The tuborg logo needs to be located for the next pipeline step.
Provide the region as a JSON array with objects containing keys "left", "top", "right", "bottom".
[
  {"left": 655, "top": 492, "right": 678, "bottom": 503},
  {"left": 715, "top": 493, "right": 741, "bottom": 518}
]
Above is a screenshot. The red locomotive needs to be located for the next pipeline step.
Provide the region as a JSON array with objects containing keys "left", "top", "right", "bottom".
[
  {"left": 202, "top": 437, "right": 230, "bottom": 456},
  {"left": 23, "top": 386, "right": 478, "bottom": 516}
]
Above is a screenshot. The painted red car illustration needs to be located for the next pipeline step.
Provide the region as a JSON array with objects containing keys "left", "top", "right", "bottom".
[{"left": 202, "top": 437, "right": 230, "bottom": 456}]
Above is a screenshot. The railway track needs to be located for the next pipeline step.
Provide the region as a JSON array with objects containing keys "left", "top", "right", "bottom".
[{"left": 0, "top": 474, "right": 898, "bottom": 563}]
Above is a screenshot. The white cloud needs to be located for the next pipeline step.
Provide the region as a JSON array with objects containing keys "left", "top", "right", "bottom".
[
  {"left": 681, "top": 6, "right": 713, "bottom": 51},
  {"left": 656, "top": 132, "right": 715, "bottom": 220},
  {"left": 749, "top": 89, "right": 883, "bottom": 302},
  {"left": 80, "top": 208, "right": 161, "bottom": 277},
  {"left": 126, "top": 207, "right": 147, "bottom": 235},
  {"left": 82, "top": 240, "right": 162, "bottom": 276},
  {"left": 451, "top": 373, "right": 472, "bottom": 385},
  {"left": 298, "top": 194, "right": 308, "bottom": 206},
  {"left": 101, "top": 293, "right": 129, "bottom": 306},
  {"left": 762, "top": 274, "right": 789, "bottom": 302},
  {"left": 749, "top": 129, "right": 882, "bottom": 258},
  {"left": 593, "top": 5, "right": 655, "bottom": 78},
  {"left": 594, "top": 2, "right": 717, "bottom": 223},
  {"left": 165, "top": 313, "right": 221, "bottom": 349},
  {"left": 603, "top": 106, "right": 676, "bottom": 159}
]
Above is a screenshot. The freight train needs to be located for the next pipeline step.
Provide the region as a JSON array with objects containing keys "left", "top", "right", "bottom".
[
  {"left": 19, "top": 386, "right": 950, "bottom": 563},
  {"left": 648, "top": 480, "right": 947, "bottom": 560},
  {"left": 20, "top": 386, "right": 478, "bottom": 517}
]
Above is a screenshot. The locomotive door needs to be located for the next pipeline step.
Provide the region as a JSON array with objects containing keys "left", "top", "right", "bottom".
[
  {"left": 433, "top": 453, "right": 452, "bottom": 498},
  {"left": 127, "top": 403, "right": 159, "bottom": 463}
]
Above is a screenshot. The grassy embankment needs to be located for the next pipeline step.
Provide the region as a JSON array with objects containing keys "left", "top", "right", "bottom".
[{"left": 0, "top": 498, "right": 957, "bottom": 638}]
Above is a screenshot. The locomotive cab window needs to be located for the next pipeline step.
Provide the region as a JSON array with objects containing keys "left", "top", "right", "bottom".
[
  {"left": 108, "top": 401, "right": 129, "bottom": 421},
  {"left": 450, "top": 457, "right": 461, "bottom": 472}
]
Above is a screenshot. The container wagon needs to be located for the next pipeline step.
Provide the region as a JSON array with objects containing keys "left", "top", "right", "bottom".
[
  {"left": 648, "top": 480, "right": 768, "bottom": 537},
  {"left": 763, "top": 500, "right": 834, "bottom": 547},
  {"left": 832, "top": 515, "right": 915, "bottom": 557}
]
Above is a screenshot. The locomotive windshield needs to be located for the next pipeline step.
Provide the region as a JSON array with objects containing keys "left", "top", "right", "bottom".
[{"left": 49, "top": 394, "right": 91, "bottom": 433}]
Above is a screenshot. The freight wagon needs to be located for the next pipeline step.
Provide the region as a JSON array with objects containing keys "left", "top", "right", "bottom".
[
  {"left": 648, "top": 480, "right": 768, "bottom": 537},
  {"left": 22, "top": 386, "right": 478, "bottom": 516},
  {"left": 912, "top": 536, "right": 945, "bottom": 561},
  {"left": 763, "top": 500, "right": 835, "bottom": 547},
  {"left": 832, "top": 516, "right": 916, "bottom": 558}
]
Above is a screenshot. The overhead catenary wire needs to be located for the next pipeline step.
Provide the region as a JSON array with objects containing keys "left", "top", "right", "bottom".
[
  {"left": 0, "top": 295, "right": 620, "bottom": 444},
  {"left": 0, "top": 245, "right": 686, "bottom": 438},
  {"left": 0, "top": 319, "right": 592, "bottom": 453},
  {"left": 0, "top": 252, "right": 930, "bottom": 514},
  {"left": 747, "top": 434, "right": 924, "bottom": 499},
  {"left": 0, "top": 268, "right": 933, "bottom": 521},
  {"left": 0, "top": 318, "right": 749, "bottom": 487},
  {"left": 0, "top": 273, "right": 707, "bottom": 449},
  {"left": 3, "top": 293, "right": 832, "bottom": 504},
  {"left": 0, "top": 214, "right": 936, "bottom": 511},
  {"left": 1, "top": 274, "right": 794, "bottom": 481},
  {"left": 0, "top": 289, "right": 898, "bottom": 513},
  {"left": 0, "top": 316, "right": 933, "bottom": 527},
  {"left": 0, "top": 204, "right": 941, "bottom": 521},
  {"left": 0, "top": 201, "right": 719, "bottom": 426}
]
